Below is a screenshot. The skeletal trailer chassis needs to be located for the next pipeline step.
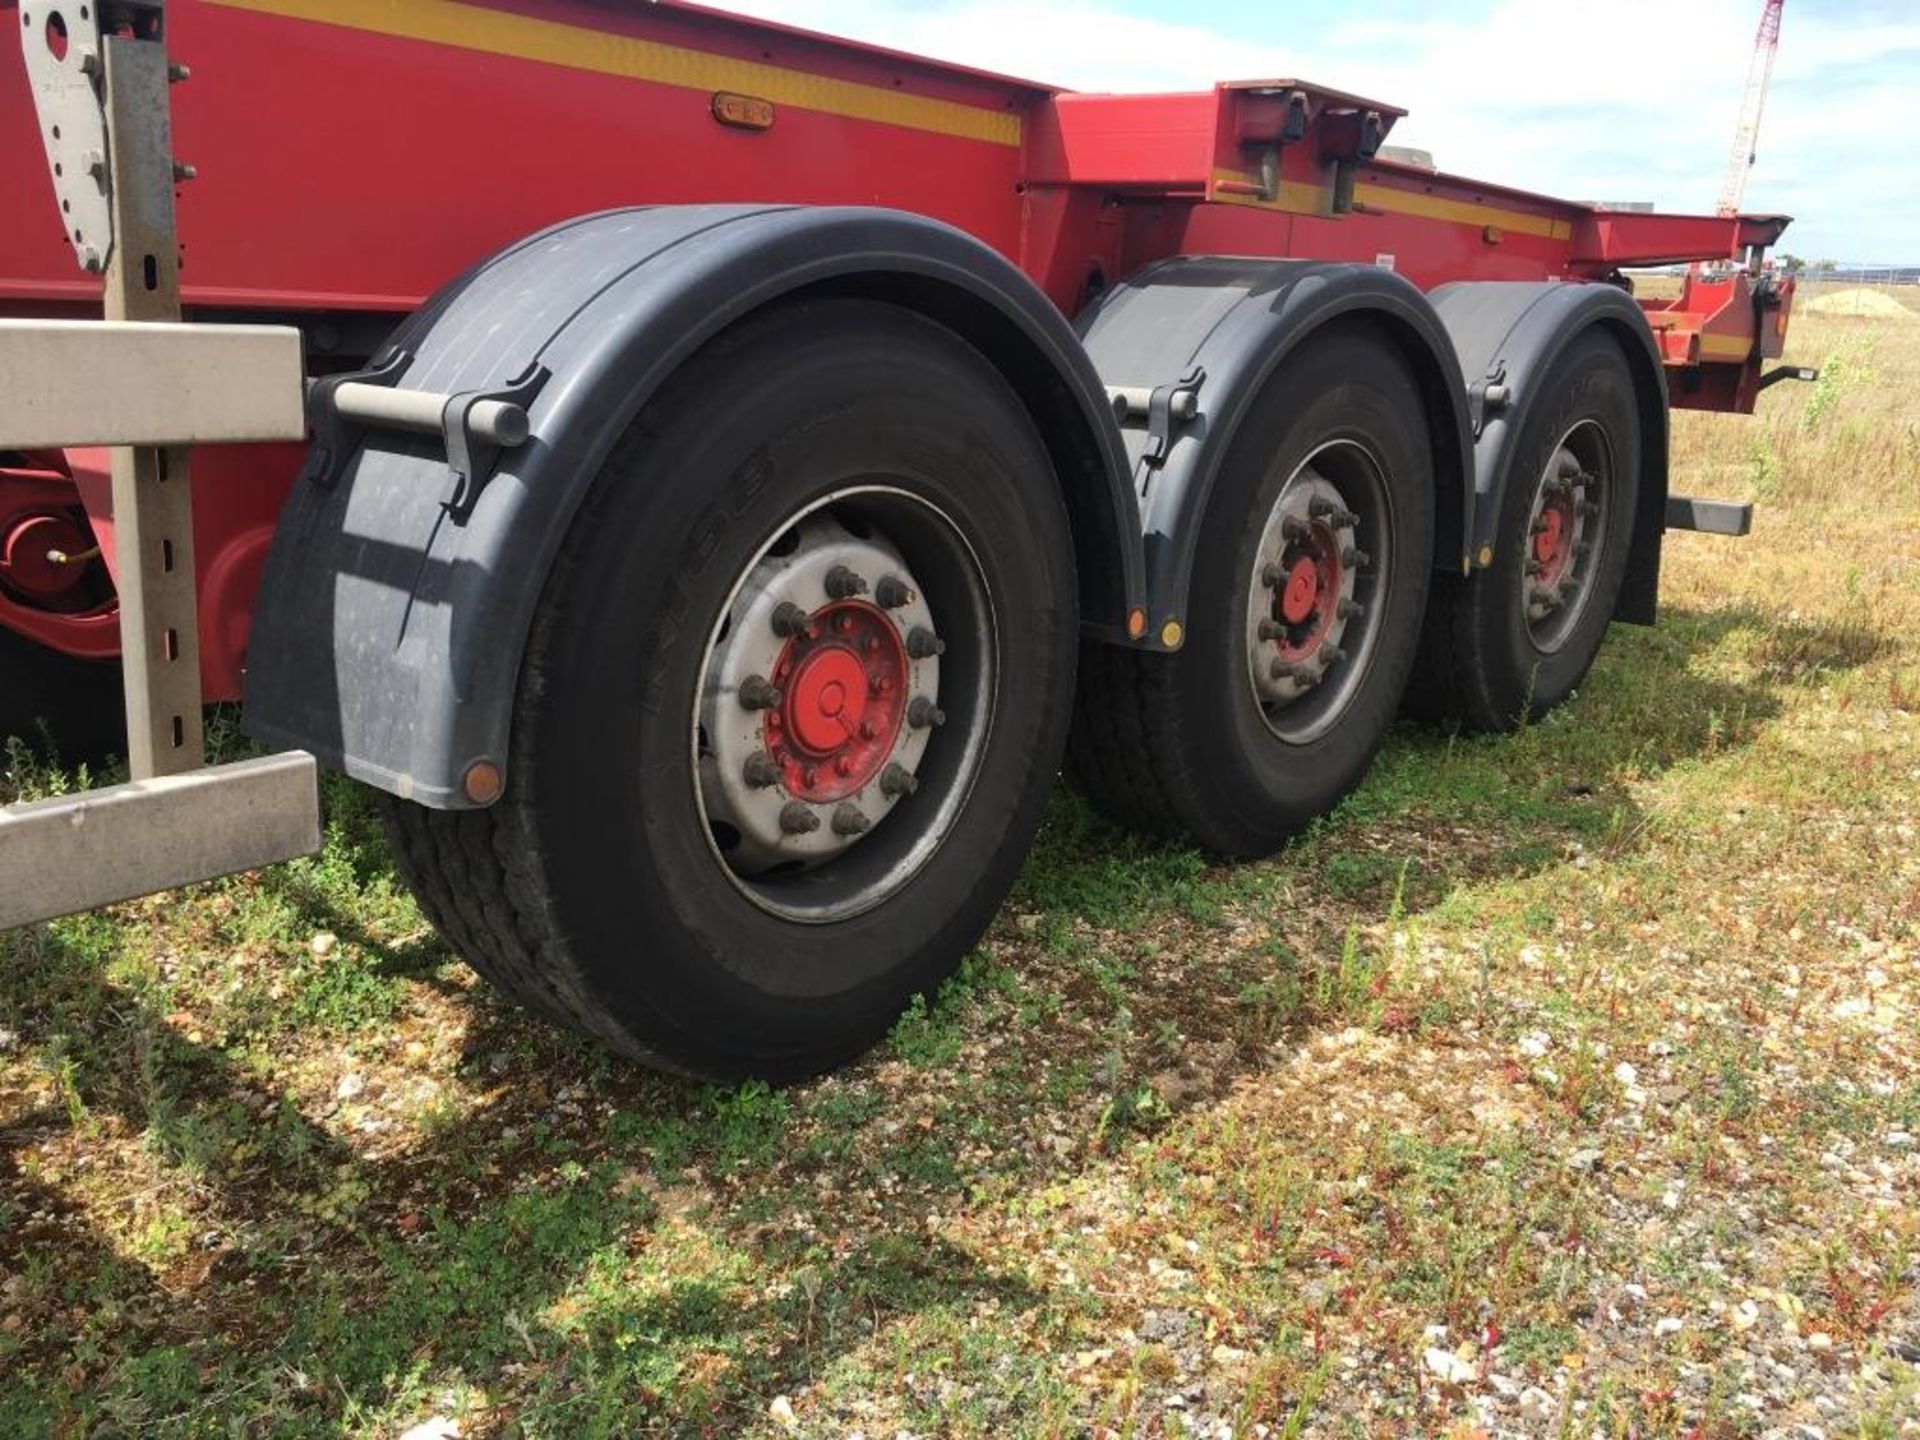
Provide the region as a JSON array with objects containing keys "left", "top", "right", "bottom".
[{"left": 0, "top": 1, "right": 1805, "bottom": 1075}]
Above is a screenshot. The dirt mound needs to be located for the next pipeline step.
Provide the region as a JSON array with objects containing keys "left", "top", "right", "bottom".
[{"left": 1803, "top": 287, "right": 1917, "bottom": 319}]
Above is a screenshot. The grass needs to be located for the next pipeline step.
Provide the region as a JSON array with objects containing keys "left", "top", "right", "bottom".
[{"left": 3, "top": 293, "right": 1918, "bottom": 1437}]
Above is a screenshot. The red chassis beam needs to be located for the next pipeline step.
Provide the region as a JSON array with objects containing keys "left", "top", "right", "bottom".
[{"left": 0, "top": 0, "right": 1790, "bottom": 693}]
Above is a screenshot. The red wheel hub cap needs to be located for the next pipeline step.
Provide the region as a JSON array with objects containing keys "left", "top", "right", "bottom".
[
  {"left": 1271, "top": 523, "right": 1345, "bottom": 663},
  {"left": 1280, "top": 556, "right": 1320, "bottom": 624},
  {"left": 766, "top": 599, "right": 909, "bottom": 802},
  {"left": 1533, "top": 493, "right": 1575, "bottom": 585}
]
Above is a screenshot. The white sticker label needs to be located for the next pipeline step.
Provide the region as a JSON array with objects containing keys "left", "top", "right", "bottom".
[{"left": 1375, "top": 253, "right": 1396, "bottom": 272}]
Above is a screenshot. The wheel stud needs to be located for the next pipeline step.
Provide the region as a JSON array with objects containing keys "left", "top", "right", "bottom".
[
  {"left": 1311, "top": 499, "right": 1359, "bottom": 527},
  {"left": 1557, "top": 453, "right": 1583, "bottom": 480},
  {"left": 803, "top": 765, "right": 819, "bottom": 787},
  {"left": 907, "top": 627, "right": 946, "bottom": 659},
  {"left": 1258, "top": 618, "right": 1286, "bottom": 641},
  {"left": 880, "top": 762, "right": 919, "bottom": 798},
  {"left": 824, "top": 564, "right": 868, "bottom": 600},
  {"left": 779, "top": 801, "right": 821, "bottom": 835},
  {"left": 1261, "top": 562, "right": 1286, "bottom": 589},
  {"left": 908, "top": 696, "right": 945, "bottom": 729},
  {"left": 1281, "top": 515, "right": 1311, "bottom": 542},
  {"left": 1337, "top": 598, "right": 1363, "bottom": 620},
  {"left": 1525, "top": 559, "right": 1547, "bottom": 578},
  {"left": 835, "top": 755, "right": 855, "bottom": 777},
  {"left": 743, "top": 752, "right": 781, "bottom": 788},
  {"left": 831, "top": 802, "right": 872, "bottom": 836},
  {"left": 875, "top": 574, "right": 915, "bottom": 609},
  {"left": 869, "top": 672, "right": 893, "bottom": 697},
  {"left": 771, "top": 601, "right": 810, "bottom": 637},
  {"left": 1342, "top": 546, "right": 1370, "bottom": 570},
  {"left": 1323, "top": 644, "right": 1347, "bottom": 665},
  {"left": 739, "top": 675, "right": 783, "bottom": 710},
  {"left": 859, "top": 720, "right": 877, "bottom": 740},
  {"left": 1270, "top": 656, "right": 1313, "bottom": 683}
]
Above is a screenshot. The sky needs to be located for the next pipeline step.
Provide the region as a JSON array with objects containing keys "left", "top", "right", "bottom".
[{"left": 708, "top": 0, "right": 1920, "bottom": 265}]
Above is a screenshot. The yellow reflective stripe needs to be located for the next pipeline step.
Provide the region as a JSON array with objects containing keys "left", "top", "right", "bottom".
[
  {"left": 1209, "top": 168, "right": 1572, "bottom": 240},
  {"left": 204, "top": 0, "right": 1024, "bottom": 148},
  {"left": 1696, "top": 334, "right": 1754, "bottom": 362},
  {"left": 1352, "top": 181, "right": 1572, "bottom": 241}
]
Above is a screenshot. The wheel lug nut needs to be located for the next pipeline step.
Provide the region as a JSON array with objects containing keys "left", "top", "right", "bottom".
[
  {"left": 1261, "top": 563, "right": 1285, "bottom": 589},
  {"left": 880, "top": 763, "right": 919, "bottom": 798},
  {"left": 738, "top": 675, "right": 782, "bottom": 711},
  {"left": 831, "top": 802, "right": 872, "bottom": 836},
  {"left": 1341, "top": 546, "right": 1370, "bottom": 570},
  {"left": 1525, "top": 559, "right": 1547, "bottom": 578},
  {"left": 1322, "top": 644, "right": 1347, "bottom": 665},
  {"left": 1281, "top": 515, "right": 1311, "bottom": 542},
  {"left": 875, "top": 575, "right": 916, "bottom": 609},
  {"left": 908, "top": 697, "right": 945, "bottom": 729},
  {"left": 1581, "top": 500, "right": 1600, "bottom": 518},
  {"left": 1557, "top": 454, "right": 1583, "bottom": 479},
  {"left": 743, "top": 752, "right": 781, "bottom": 788},
  {"left": 779, "top": 802, "right": 821, "bottom": 835},
  {"left": 1257, "top": 619, "right": 1285, "bottom": 641},
  {"left": 1337, "top": 598, "right": 1363, "bottom": 620},
  {"left": 907, "top": 627, "right": 946, "bottom": 659},
  {"left": 824, "top": 564, "right": 869, "bottom": 600},
  {"left": 771, "top": 601, "right": 810, "bottom": 637}
]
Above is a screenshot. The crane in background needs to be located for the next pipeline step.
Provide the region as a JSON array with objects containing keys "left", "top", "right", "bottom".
[{"left": 1717, "top": 0, "right": 1785, "bottom": 216}]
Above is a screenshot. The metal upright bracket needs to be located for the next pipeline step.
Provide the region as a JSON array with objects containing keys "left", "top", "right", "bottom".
[{"left": 92, "top": 4, "right": 204, "bottom": 780}]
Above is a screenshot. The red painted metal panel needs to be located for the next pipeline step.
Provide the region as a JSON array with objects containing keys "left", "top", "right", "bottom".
[
  {"left": 0, "top": 0, "right": 1794, "bottom": 681},
  {"left": 0, "top": 0, "right": 1038, "bottom": 312}
]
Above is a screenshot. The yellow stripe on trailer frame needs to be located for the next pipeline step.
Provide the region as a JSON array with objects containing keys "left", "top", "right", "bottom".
[
  {"left": 206, "top": 0, "right": 1026, "bottom": 148},
  {"left": 1209, "top": 169, "right": 1573, "bottom": 242}
]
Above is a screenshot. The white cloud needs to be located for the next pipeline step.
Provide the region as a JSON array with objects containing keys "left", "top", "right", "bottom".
[{"left": 711, "top": 0, "right": 1920, "bottom": 261}]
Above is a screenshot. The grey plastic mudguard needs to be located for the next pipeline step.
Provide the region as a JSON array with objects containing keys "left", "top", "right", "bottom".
[
  {"left": 1076, "top": 256, "right": 1477, "bottom": 643},
  {"left": 242, "top": 206, "right": 1142, "bottom": 809},
  {"left": 1427, "top": 280, "right": 1670, "bottom": 624}
]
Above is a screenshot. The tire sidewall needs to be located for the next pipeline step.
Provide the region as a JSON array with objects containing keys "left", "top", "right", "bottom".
[
  {"left": 1480, "top": 331, "right": 1641, "bottom": 718},
  {"left": 515, "top": 301, "right": 1075, "bottom": 1075},
  {"left": 1178, "top": 329, "right": 1436, "bottom": 853}
]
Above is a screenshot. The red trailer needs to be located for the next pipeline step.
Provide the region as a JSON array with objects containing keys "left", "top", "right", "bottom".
[{"left": 0, "top": 0, "right": 1803, "bottom": 1077}]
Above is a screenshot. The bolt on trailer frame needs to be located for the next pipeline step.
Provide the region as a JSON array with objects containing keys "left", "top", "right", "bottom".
[
  {"left": 0, "top": 0, "right": 1806, "bottom": 1073},
  {"left": 1, "top": 0, "right": 315, "bottom": 928}
]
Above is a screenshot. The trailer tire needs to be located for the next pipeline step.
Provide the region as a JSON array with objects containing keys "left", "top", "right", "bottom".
[
  {"left": 381, "top": 298, "right": 1076, "bottom": 1080},
  {"left": 1069, "top": 328, "right": 1434, "bottom": 856},
  {"left": 1408, "top": 329, "right": 1639, "bottom": 730},
  {"left": 0, "top": 626, "right": 124, "bottom": 764}
]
